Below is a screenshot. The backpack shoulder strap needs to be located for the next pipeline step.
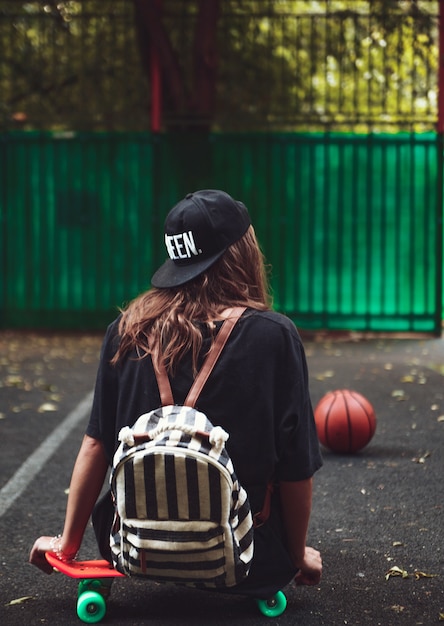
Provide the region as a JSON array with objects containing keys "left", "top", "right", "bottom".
[
  {"left": 153, "top": 360, "right": 174, "bottom": 407},
  {"left": 184, "top": 306, "right": 246, "bottom": 408},
  {"left": 152, "top": 306, "right": 246, "bottom": 408}
]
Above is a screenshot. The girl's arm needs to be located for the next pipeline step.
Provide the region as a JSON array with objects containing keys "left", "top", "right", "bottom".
[
  {"left": 279, "top": 478, "right": 322, "bottom": 585},
  {"left": 29, "top": 435, "right": 109, "bottom": 574}
]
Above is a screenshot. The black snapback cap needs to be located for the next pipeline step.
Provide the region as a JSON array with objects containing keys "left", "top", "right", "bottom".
[{"left": 151, "top": 189, "right": 251, "bottom": 288}]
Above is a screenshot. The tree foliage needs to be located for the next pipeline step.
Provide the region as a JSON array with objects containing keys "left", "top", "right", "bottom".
[{"left": 0, "top": 0, "right": 439, "bottom": 132}]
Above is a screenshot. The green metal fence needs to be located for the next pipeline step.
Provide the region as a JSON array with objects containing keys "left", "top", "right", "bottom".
[{"left": 0, "top": 131, "right": 442, "bottom": 333}]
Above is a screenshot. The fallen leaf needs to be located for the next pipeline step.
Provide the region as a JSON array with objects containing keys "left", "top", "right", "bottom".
[
  {"left": 37, "top": 402, "right": 58, "bottom": 413},
  {"left": 437, "top": 415, "right": 444, "bottom": 422},
  {"left": 414, "top": 571, "right": 438, "bottom": 580},
  {"left": 315, "top": 370, "right": 335, "bottom": 381},
  {"left": 5, "top": 596, "right": 34, "bottom": 606},
  {"left": 392, "top": 541, "right": 403, "bottom": 547},
  {"left": 386, "top": 566, "right": 438, "bottom": 582},
  {"left": 4, "top": 375, "right": 24, "bottom": 387},
  {"left": 391, "top": 389, "right": 405, "bottom": 399},
  {"left": 412, "top": 451, "right": 431, "bottom": 464},
  {"left": 385, "top": 566, "right": 409, "bottom": 580},
  {"left": 400, "top": 375, "right": 414, "bottom": 383},
  {"left": 439, "top": 612, "right": 444, "bottom": 621}
]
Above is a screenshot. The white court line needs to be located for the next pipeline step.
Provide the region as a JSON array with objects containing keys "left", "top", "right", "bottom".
[{"left": 0, "top": 390, "right": 94, "bottom": 518}]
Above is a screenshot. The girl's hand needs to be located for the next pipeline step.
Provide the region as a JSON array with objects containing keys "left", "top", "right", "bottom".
[
  {"left": 29, "top": 536, "right": 56, "bottom": 574},
  {"left": 294, "top": 546, "right": 322, "bottom": 586}
]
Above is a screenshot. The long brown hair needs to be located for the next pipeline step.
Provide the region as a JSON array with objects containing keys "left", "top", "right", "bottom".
[{"left": 112, "top": 226, "right": 272, "bottom": 373}]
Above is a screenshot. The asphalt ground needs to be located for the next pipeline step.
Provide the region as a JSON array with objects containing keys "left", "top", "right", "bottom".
[{"left": 0, "top": 328, "right": 443, "bottom": 626}]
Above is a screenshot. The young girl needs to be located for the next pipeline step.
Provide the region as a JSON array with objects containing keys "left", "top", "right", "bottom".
[{"left": 30, "top": 189, "right": 322, "bottom": 595}]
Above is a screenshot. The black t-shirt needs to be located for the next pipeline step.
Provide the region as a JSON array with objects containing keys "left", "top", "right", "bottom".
[{"left": 86, "top": 309, "right": 322, "bottom": 512}]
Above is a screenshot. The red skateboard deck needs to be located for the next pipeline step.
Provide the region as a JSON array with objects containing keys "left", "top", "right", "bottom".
[{"left": 45, "top": 552, "right": 124, "bottom": 579}]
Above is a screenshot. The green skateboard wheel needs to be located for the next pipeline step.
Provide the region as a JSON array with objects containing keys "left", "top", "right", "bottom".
[
  {"left": 256, "top": 590, "right": 287, "bottom": 617},
  {"left": 77, "top": 590, "right": 107, "bottom": 623}
]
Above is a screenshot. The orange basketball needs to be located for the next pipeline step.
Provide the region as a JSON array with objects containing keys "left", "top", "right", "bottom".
[{"left": 314, "top": 389, "right": 376, "bottom": 453}]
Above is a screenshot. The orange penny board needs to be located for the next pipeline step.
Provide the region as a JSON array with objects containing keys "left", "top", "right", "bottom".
[{"left": 46, "top": 552, "right": 125, "bottom": 579}]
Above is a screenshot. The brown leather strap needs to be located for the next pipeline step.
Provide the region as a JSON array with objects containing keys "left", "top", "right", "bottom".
[
  {"left": 151, "top": 306, "right": 246, "bottom": 408},
  {"left": 154, "top": 359, "right": 174, "bottom": 406},
  {"left": 148, "top": 335, "right": 174, "bottom": 406},
  {"left": 184, "top": 307, "right": 246, "bottom": 407}
]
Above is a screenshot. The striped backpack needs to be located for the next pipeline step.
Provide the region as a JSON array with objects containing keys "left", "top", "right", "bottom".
[{"left": 109, "top": 307, "right": 255, "bottom": 588}]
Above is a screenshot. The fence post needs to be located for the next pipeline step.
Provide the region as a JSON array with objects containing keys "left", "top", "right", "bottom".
[
  {"left": 0, "top": 134, "right": 5, "bottom": 327},
  {"left": 436, "top": 0, "right": 444, "bottom": 335},
  {"left": 150, "top": 0, "right": 163, "bottom": 132}
]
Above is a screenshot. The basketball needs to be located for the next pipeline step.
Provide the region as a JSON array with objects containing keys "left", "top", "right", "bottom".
[{"left": 314, "top": 389, "right": 376, "bottom": 453}]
